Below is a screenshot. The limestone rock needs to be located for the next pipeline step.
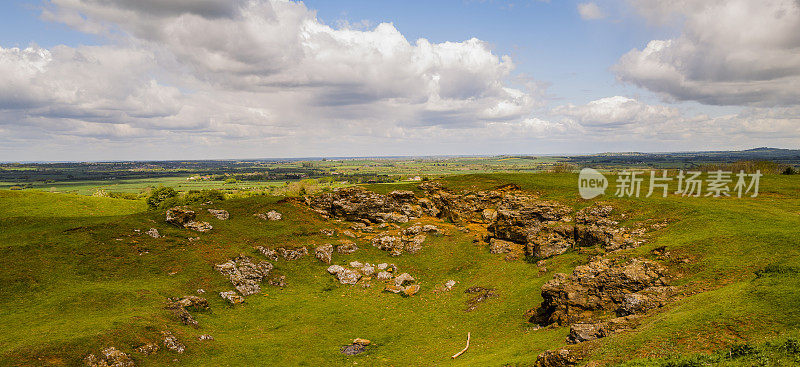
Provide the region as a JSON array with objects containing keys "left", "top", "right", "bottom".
[
  {"left": 315, "top": 244, "right": 334, "bottom": 264},
  {"left": 337, "top": 269, "right": 362, "bottom": 285},
  {"left": 184, "top": 220, "right": 212, "bottom": 232},
  {"left": 256, "top": 246, "right": 279, "bottom": 261},
  {"left": 403, "top": 284, "right": 420, "bottom": 296},
  {"left": 376, "top": 271, "right": 393, "bottom": 281},
  {"left": 266, "top": 210, "right": 282, "bottom": 220},
  {"left": 198, "top": 334, "right": 215, "bottom": 341}
]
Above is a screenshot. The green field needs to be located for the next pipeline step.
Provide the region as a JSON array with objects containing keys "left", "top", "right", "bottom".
[{"left": 1, "top": 172, "right": 799, "bottom": 366}]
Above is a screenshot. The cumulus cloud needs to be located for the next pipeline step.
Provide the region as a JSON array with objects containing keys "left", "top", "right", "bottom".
[
  {"left": 0, "top": 0, "right": 544, "bottom": 151},
  {"left": 577, "top": 2, "right": 605, "bottom": 20},
  {"left": 615, "top": 0, "right": 800, "bottom": 106}
]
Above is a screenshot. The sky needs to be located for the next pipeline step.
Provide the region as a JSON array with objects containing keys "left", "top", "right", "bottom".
[{"left": 0, "top": 0, "right": 798, "bottom": 161}]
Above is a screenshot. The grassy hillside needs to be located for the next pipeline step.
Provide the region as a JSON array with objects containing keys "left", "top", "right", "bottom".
[{"left": 1, "top": 172, "right": 799, "bottom": 366}]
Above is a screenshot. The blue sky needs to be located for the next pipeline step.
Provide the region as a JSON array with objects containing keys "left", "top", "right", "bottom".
[{"left": 0, "top": 0, "right": 797, "bottom": 160}]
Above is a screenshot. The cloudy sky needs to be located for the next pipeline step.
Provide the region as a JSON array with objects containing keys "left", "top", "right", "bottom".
[{"left": 0, "top": 0, "right": 798, "bottom": 161}]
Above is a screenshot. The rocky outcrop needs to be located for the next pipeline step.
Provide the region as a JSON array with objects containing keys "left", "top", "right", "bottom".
[
  {"left": 215, "top": 256, "right": 274, "bottom": 296},
  {"left": 530, "top": 257, "right": 667, "bottom": 326},
  {"left": 303, "top": 187, "right": 431, "bottom": 223},
  {"left": 207, "top": 209, "right": 229, "bottom": 220},
  {"left": 165, "top": 207, "right": 212, "bottom": 232},
  {"left": 84, "top": 347, "right": 134, "bottom": 367}
]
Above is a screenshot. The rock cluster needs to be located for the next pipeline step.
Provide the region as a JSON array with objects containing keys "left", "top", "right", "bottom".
[
  {"left": 84, "top": 347, "right": 134, "bottom": 367},
  {"left": 136, "top": 343, "right": 158, "bottom": 355},
  {"left": 215, "top": 256, "right": 274, "bottom": 296},
  {"left": 326, "top": 261, "right": 419, "bottom": 296},
  {"left": 303, "top": 187, "right": 434, "bottom": 223},
  {"left": 165, "top": 207, "right": 212, "bottom": 232},
  {"left": 207, "top": 209, "right": 229, "bottom": 220}
]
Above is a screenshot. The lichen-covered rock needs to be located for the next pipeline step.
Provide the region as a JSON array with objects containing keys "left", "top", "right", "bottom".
[
  {"left": 166, "top": 295, "right": 209, "bottom": 327},
  {"left": 376, "top": 271, "right": 393, "bottom": 281},
  {"left": 530, "top": 258, "right": 667, "bottom": 326},
  {"left": 215, "top": 256, "right": 273, "bottom": 296},
  {"left": 184, "top": 220, "right": 212, "bottom": 232},
  {"left": 266, "top": 210, "right": 282, "bottom": 220},
  {"left": 404, "top": 234, "right": 426, "bottom": 254},
  {"left": 337, "top": 269, "right": 362, "bottom": 285},
  {"left": 84, "top": 347, "right": 135, "bottom": 367},
  {"left": 207, "top": 209, "right": 229, "bottom": 220},
  {"left": 303, "top": 187, "right": 419, "bottom": 223},
  {"left": 198, "top": 334, "right": 214, "bottom": 341},
  {"left": 444, "top": 280, "right": 457, "bottom": 291},
  {"left": 315, "top": 244, "right": 334, "bottom": 264},
  {"left": 617, "top": 286, "right": 677, "bottom": 316},
  {"left": 361, "top": 265, "right": 375, "bottom": 276}
]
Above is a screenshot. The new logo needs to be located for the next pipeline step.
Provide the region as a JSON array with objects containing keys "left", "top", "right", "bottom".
[{"left": 578, "top": 168, "right": 607, "bottom": 199}]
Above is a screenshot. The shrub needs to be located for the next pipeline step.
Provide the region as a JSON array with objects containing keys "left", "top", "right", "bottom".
[
  {"left": 146, "top": 186, "right": 178, "bottom": 210},
  {"left": 224, "top": 178, "right": 237, "bottom": 184},
  {"left": 108, "top": 192, "right": 138, "bottom": 200}
]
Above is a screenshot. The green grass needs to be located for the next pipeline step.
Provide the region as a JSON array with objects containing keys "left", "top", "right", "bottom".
[{"left": 1, "top": 172, "right": 799, "bottom": 366}]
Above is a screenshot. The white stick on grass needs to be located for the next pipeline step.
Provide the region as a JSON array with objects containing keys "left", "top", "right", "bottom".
[{"left": 451, "top": 332, "right": 471, "bottom": 359}]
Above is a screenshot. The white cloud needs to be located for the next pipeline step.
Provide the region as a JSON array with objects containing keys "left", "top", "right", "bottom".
[
  {"left": 615, "top": 0, "right": 800, "bottom": 106},
  {"left": 577, "top": 2, "right": 605, "bottom": 20}
]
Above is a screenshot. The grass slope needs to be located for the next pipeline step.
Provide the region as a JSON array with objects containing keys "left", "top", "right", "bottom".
[{"left": 1, "top": 172, "right": 799, "bottom": 366}]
